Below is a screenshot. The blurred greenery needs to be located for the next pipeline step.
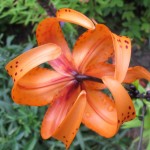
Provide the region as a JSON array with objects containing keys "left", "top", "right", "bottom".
[{"left": 0, "top": 0, "right": 150, "bottom": 150}]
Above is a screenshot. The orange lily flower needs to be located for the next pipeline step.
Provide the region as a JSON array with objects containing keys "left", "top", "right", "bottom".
[{"left": 5, "top": 8, "right": 150, "bottom": 149}]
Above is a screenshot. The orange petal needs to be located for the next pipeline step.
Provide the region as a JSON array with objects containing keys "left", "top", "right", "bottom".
[
  {"left": 112, "top": 34, "right": 131, "bottom": 82},
  {"left": 83, "top": 62, "right": 115, "bottom": 90},
  {"left": 124, "top": 66, "right": 150, "bottom": 83},
  {"left": 11, "top": 68, "right": 72, "bottom": 106},
  {"left": 83, "top": 81, "right": 106, "bottom": 90},
  {"left": 5, "top": 43, "right": 61, "bottom": 84},
  {"left": 85, "top": 89, "right": 117, "bottom": 125},
  {"left": 85, "top": 62, "right": 115, "bottom": 78},
  {"left": 56, "top": 8, "right": 95, "bottom": 30},
  {"left": 82, "top": 102, "right": 117, "bottom": 138},
  {"left": 36, "top": 18, "right": 76, "bottom": 75},
  {"left": 41, "top": 83, "right": 80, "bottom": 139},
  {"left": 102, "top": 76, "right": 136, "bottom": 129},
  {"left": 36, "top": 18, "right": 70, "bottom": 55},
  {"left": 73, "top": 24, "right": 113, "bottom": 73},
  {"left": 52, "top": 90, "right": 87, "bottom": 149},
  {"left": 83, "top": 77, "right": 135, "bottom": 138}
]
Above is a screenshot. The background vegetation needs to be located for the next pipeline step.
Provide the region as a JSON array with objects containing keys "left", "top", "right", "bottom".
[{"left": 0, "top": 0, "right": 150, "bottom": 150}]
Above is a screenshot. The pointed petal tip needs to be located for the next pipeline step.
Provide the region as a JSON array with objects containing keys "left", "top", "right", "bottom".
[
  {"left": 5, "top": 43, "right": 62, "bottom": 84},
  {"left": 56, "top": 8, "right": 95, "bottom": 30}
]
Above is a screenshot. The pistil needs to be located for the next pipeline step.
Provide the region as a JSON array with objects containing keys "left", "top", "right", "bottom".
[{"left": 75, "top": 73, "right": 103, "bottom": 83}]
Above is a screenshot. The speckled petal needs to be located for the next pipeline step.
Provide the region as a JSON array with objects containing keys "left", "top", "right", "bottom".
[
  {"left": 56, "top": 8, "right": 95, "bottom": 30},
  {"left": 112, "top": 34, "right": 131, "bottom": 82},
  {"left": 53, "top": 91, "right": 86, "bottom": 149},
  {"left": 11, "top": 67, "right": 72, "bottom": 106},
  {"left": 5, "top": 43, "right": 61, "bottom": 84},
  {"left": 73, "top": 24, "right": 113, "bottom": 73},
  {"left": 36, "top": 18, "right": 76, "bottom": 75},
  {"left": 82, "top": 76, "right": 136, "bottom": 138},
  {"left": 102, "top": 76, "right": 136, "bottom": 130},
  {"left": 41, "top": 83, "right": 80, "bottom": 139}
]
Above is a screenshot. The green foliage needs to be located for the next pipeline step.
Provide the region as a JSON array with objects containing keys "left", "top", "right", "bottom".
[
  {"left": 0, "top": 0, "right": 150, "bottom": 44},
  {"left": 123, "top": 81, "right": 150, "bottom": 150}
]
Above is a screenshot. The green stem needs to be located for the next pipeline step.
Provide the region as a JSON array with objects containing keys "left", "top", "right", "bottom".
[{"left": 137, "top": 103, "right": 146, "bottom": 150}]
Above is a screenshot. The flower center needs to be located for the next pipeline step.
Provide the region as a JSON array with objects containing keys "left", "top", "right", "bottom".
[{"left": 74, "top": 73, "right": 103, "bottom": 83}]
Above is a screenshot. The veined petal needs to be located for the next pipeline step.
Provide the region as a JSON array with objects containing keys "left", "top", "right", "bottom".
[
  {"left": 83, "top": 81, "right": 106, "bottom": 90},
  {"left": 36, "top": 18, "right": 76, "bottom": 75},
  {"left": 82, "top": 103, "right": 116, "bottom": 138},
  {"left": 102, "top": 76, "right": 136, "bottom": 132},
  {"left": 53, "top": 90, "right": 86, "bottom": 149},
  {"left": 11, "top": 67, "right": 72, "bottom": 106},
  {"left": 83, "top": 77, "right": 135, "bottom": 138},
  {"left": 5, "top": 43, "right": 61, "bottom": 84},
  {"left": 83, "top": 62, "right": 115, "bottom": 90},
  {"left": 36, "top": 18, "right": 70, "bottom": 55},
  {"left": 73, "top": 24, "right": 113, "bottom": 73},
  {"left": 124, "top": 66, "right": 150, "bottom": 83},
  {"left": 41, "top": 83, "right": 80, "bottom": 139},
  {"left": 56, "top": 8, "right": 95, "bottom": 30},
  {"left": 85, "top": 89, "right": 117, "bottom": 125},
  {"left": 85, "top": 62, "right": 115, "bottom": 78},
  {"left": 112, "top": 34, "right": 131, "bottom": 82}
]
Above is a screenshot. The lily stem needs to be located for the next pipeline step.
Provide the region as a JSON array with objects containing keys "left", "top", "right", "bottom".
[{"left": 137, "top": 103, "right": 146, "bottom": 150}]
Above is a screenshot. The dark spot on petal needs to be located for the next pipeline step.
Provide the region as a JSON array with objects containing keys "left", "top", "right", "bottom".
[
  {"left": 125, "top": 40, "right": 129, "bottom": 44},
  {"left": 128, "top": 112, "right": 130, "bottom": 114},
  {"left": 15, "top": 65, "right": 18, "bottom": 68},
  {"left": 129, "top": 106, "right": 131, "bottom": 110},
  {"left": 132, "top": 112, "right": 135, "bottom": 115},
  {"left": 122, "top": 113, "right": 124, "bottom": 116},
  {"left": 16, "top": 61, "right": 19, "bottom": 64},
  {"left": 127, "top": 115, "right": 130, "bottom": 118},
  {"left": 126, "top": 45, "right": 128, "bottom": 49},
  {"left": 66, "top": 140, "right": 68, "bottom": 143},
  {"left": 63, "top": 136, "right": 66, "bottom": 138},
  {"left": 15, "top": 72, "right": 17, "bottom": 76},
  {"left": 20, "top": 69, "right": 23, "bottom": 72},
  {"left": 10, "top": 66, "right": 13, "bottom": 68},
  {"left": 117, "top": 39, "right": 121, "bottom": 42},
  {"left": 118, "top": 120, "right": 120, "bottom": 123},
  {"left": 65, "top": 9, "right": 67, "bottom": 12}
]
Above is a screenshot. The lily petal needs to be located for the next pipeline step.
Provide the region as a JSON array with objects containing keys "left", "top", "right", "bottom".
[
  {"left": 124, "top": 66, "right": 150, "bottom": 83},
  {"left": 73, "top": 24, "right": 113, "bottom": 73},
  {"left": 36, "top": 18, "right": 70, "bottom": 55},
  {"left": 11, "top": 67, "right": 71, "bottom": 106},
  {"left": 41, "top": 83, "right": 80, "bottom": 139},
  {"left": 112, "top": 34, "right": 131, "bottom": 82},
  {"left": 102, "top": 76, "right": 136, "bottom": 130},
  {"left": 83, "top": 77, "right": 136, "bottom": 138},
  {"left": 85, "top": 62, "right": 115, "bottom": 78},
  {"left": 53, "top": 90, "right": 86, "bottom": 149},
  {"left": 36, "top": 18, "right": 76, "bottom": 75},
  {"left": 85, "top": 89, "right": 117, "bottom": 125},
  {"left": 5, "top": 43, "right": 61, "bottom": 84},
  {"left": 56, "top": 8, "right": 95, "bottom": 30},
  {"left": 83, "top": 62, "right": 115, "bottom": 90},
  {"left": 82, "top": 102, "right": 116, "bottom": 138}
]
